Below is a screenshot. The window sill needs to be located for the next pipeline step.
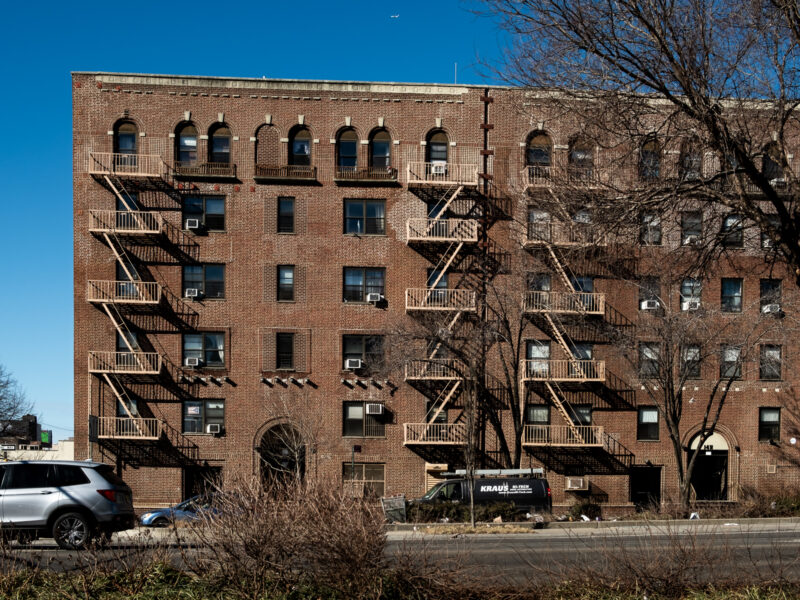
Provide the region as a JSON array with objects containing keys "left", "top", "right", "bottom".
[
  {"left": 344, "top": 233, "right": 388, "bottom": 238},
  {"left": 636, "top": 439, "right": 660, "bottom": 443},
  {"left": 277, "top": 300, "right": 296, "bottom": 304},
  {"left": 277, "top": 232, "right": 296, "bottom": 235},
  {"left": 183, "top": 432, "right": 220, "bottom": 437},
  {"left": 342, "top": 436, "right": 387, "bottom": 440}
]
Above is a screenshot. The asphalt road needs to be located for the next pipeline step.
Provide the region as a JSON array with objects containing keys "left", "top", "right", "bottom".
[{"left": 5, "top": 522, "right": 800, "bottom": 586}]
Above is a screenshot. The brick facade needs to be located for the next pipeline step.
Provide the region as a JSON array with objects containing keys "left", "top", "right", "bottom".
[{"left": 73, "top": 72, "right": 800, "bottom": 513}]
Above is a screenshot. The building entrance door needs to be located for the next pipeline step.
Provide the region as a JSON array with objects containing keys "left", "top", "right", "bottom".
[
  {"left": 630, "top": 465, "right": 661, "bottom": 510},
  {"left": 687, "top": 432, "right": 728, "bottom": 501}
]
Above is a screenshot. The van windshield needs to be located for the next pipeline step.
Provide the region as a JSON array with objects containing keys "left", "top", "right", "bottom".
[{"left": 422, "top": 484, "right": 442, "bottom": 500}]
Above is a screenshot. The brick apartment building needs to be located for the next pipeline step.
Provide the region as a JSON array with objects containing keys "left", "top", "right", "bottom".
[{"left": 73, "top": 71, "right": 800, "bottom": 512}]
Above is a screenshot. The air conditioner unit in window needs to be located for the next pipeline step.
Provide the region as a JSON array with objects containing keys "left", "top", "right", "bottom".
[
  {"left": 565, "top": 476, "right": 589, "bottom": 491},
  {"left": 684, "top": 300, "right": 701, "bottom": 311},
  {"left": 185, "top": 288, "right": 200, "bottom": 299},
  {"left": 185, "top": 218, "right": 201, "bottom": 230},
  {"left": 185, "top": 357, "right": 201, "bottom": 368},
  {"left": 683, "top": 235, "right": 699, "bottom": 245},
  {"left": 762, "top": 303, "right": 782, "bottom": 314},
  {"left": 365, "top": 403, "right": 384, "bottom": 416},
  {"left": 641, "top": 299, "right": 660, "bottom": 310},
  {"left": 366, "top": 293, "right": 384, "bottom": 303},
  {"left": 344, "top": 358, "right": 363, "bottom": 370},
  {"left": 206, "top": 423, "right": 221, "bottom": 435},
  {"left": 431, "top": 162, "right": 447, "bottom": 176}
]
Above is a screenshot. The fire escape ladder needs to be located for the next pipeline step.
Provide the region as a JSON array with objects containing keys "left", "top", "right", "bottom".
[
  {"left": 429, "top": 242, "right": 464, "bottom": 290},
  {"left": 431, "top": 185, "right": 464, "bottom": 221},
  {"left": 427, "top": 311, "right": 462, "bottom": 360},
  {"left": 100, "top": 374, "right": 145, "bottom": 437},
  {"left": 104, "top": 175, "right": 137, "bottom": 211},
  {"left": 546, "top": 246, "right": 575, "bottom": 291},
  {"left": 102, "top": 232, "right": 140, "bottom": 284},
  {"left": 426, "top": 379, "right": 462, "bottom": 425},
  {"left": 545, "top": 382, "right": 584, "bottom": 443}
]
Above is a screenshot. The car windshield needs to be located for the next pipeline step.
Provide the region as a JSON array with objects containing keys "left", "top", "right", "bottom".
[{"left": 422, "top": 484, "right": 444, "bottom": 500}]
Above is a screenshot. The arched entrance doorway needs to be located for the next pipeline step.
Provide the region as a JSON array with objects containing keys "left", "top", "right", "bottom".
[
  {"left": 257, "top": 424, "right": 306, "bottom": 484},
  {"left": 687, "top": 432, "right": 729, "bottom": 500}
]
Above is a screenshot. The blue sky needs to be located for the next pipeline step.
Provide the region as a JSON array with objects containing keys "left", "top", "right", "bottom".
[{"left": 0, "top": 0, "right": 506, "bottom": 440}]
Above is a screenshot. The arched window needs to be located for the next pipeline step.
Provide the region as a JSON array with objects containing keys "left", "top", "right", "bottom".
[
  {"left": 337, "top": 128, "right": 358, "bottom": 170},
  {"left": 679, "top": 138, "right": 702, "bottom": 181},
  {"left": 289, "top": 127, "right": 312, "bottom": 166},
  {"left": 639, "top": 137, "right": 661, "bottom": 181},
  {"left": 370, "top": 129, "right": 391, "bottom": 169},
  {"left": 209, "top": 125, "right": 231, "bottom": 164},
  {"left": 762, "top": 143, "right": 783, "bottom": 182},
  {"left": 526, "top": 132, "right": 551, "bottom": 167},
  {"left": 568, "top": 137, "right": 594, "bottom": 181},
  {"left": 426, "top": 130, "right": 449, "bottom": 164},
  {"left": 114, "top": 121, "right": 138, "bottom": 155},
  {"left": 176, "top": 123, "right": 198, "bottom": 165}
]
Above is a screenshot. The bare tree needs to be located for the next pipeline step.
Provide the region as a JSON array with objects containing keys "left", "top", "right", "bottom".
[
  {"left": 0, "top": 365, "right": 34, "bottom": 434},
  {"left": 483, "top": 0, "right": 800, "bottom": 285}
]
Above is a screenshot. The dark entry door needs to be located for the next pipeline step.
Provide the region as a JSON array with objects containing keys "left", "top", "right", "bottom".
[
  {"left": 688, "top": 450, "right": 728, "bottom": 500},
  {"left": 630, "top": 466, "right": 661, "bottom": 510}
]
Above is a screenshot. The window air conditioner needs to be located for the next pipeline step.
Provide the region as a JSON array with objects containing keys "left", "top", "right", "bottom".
[
  {"left": 185, "top": 288, "right": 200, "bottom": 299},
  {"left": 762, "top": 303, "right": 781, "bottom": 314},
  {"left": 206, "top": 423, "right": 222, "bottom": 435},
  {"left": 365, "top": 403, "right": 384, "bottom": 416},
  {"left": 641, "top": 299, "right": 659, "bottom": 310},
  {"left": 185, "top": 357, "right": 201, "bottom": 368},
  {"left": 684, "top": 300, "right": 701, "bottom": 311},
  {"left": 185, "top": 218, "right": 201, "bottom": 230},
  {"left": 431, "top": 162, "right": 447, "bottom": 176},
  {"left": 565, "top": 476, "right": 589, "bottom": 491},
  {"left": 770, "top": 178, "right": 788, "bottom": 189},
  {"left": 366, "top": 293, "right": 384, "bottom": 303},
  {"left": 683, "top": 235, "right": 699, "bottom": 245},
  {"left": 344, "top": 358, "right": 363, "bottom": 370}
]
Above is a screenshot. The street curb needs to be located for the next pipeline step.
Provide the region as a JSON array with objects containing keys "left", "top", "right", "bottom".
[{"left": 386, "top": 516, "right": 800, "bottom": 532}]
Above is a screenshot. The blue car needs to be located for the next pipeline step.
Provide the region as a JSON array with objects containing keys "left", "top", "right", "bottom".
[{"left": 139, "top": 494, "right": 216, "bottom": 527}]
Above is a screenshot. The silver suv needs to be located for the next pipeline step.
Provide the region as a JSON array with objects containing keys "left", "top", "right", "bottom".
[{"left": 0, "top": 461, "right": 135, "bottom": 549}]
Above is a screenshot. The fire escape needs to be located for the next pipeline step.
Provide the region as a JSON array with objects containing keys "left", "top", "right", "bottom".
[
  {"left": 402, "top": 93, "right": 512, "bottom": 468},
  {"left": 86, "top": 152, "right": 200, "bottom": 468},
  {"left": 518, "top": 162, "right": 636, "bottom": 476}
]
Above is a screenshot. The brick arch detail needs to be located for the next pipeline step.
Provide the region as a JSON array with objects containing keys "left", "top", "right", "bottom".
[{"left": 682, "top": 422, "right": 741, "bottom": 501}]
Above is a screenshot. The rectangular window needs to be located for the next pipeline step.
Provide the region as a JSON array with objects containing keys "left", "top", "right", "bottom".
[
  {"left": 639, "top": 343, "right": 660, "bottom": 378},
  {"left": 721, "top": 278, "right": 743, "bottom": 312},
  {"left": 525, "top": 340, "right": 551, "bottom": 378},
  {"left": 640, "top": 212, "right": 662, "bottom": 245},
  {"left": 680, "top": 278, "right": 702, "bottom": 310},
  {"left": 183, "top": 400, "right": 225, "bottom": 434},
  {"left": 342, "top": 401, "right": 385, "bottom": 437},
  {"left": 682, "top": 344, "right": 701, "bottom": 379},
  {"left": 342, "top": 335, "right": 384, "bottom": 370},
  {"left": 183, "top": 332, "right": 225, "bottom": 367},
  {"left": 183, "top": 265, "right": 225, "bottom": 299},
  {"left": 524, "top": 404, "right": 550, "bottom": 425},
  {"left": 342, "top": 463, "right": 385, "bottom": 498},
  {"left": 570, "top": 405, "right": 592, "bottom": 426},
  {"left": 276, "top": 333, "right": 294, "bottom": 370},
  {"left": 640, "top": 277, "right": 661, "bottom": 310},
  {"left": 760, "top": 279, "right": 782, "bottom": 312},
  {"left": 637, "top": 407, "right": 659, "bottom": 441},
  {"left": 760, "top": 345, "right": 782, "bottom": 380},
  {"left": 343, "top": 267, "right": 385, "bottom": 302},
  {"left": 344, "top": 199, "right": 386, "bottom": 235},
  {"left": 278, "top": 197, "right": 295, "bottom": 234},
  {"left": 277, "top": 265, "right": 295, "bottom": 301},
  {"left": 720, "top": 345, "right": 741, "bottom": 379},
  {"left": 721, "top": 214, "right": 744, "bottom": 247},
  {"left": 425, "top": 400, "right": 448, "bottom": 424},
  {"left": 761, "top": 214, "right": 780, "bottom": 249},
  {"left": 759, "top": 407, "right": 781, "bottom": 442},
  {"left": 183, "top": 196, "right": 225, "bottom": 231},
  {"left": 681, "top": 211, "right": 702, "bottom": 245}
]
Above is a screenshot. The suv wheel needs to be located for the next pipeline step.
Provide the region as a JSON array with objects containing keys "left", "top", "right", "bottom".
[{"left": 53, "top": 513, "right": 92, "bottom": 550}]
